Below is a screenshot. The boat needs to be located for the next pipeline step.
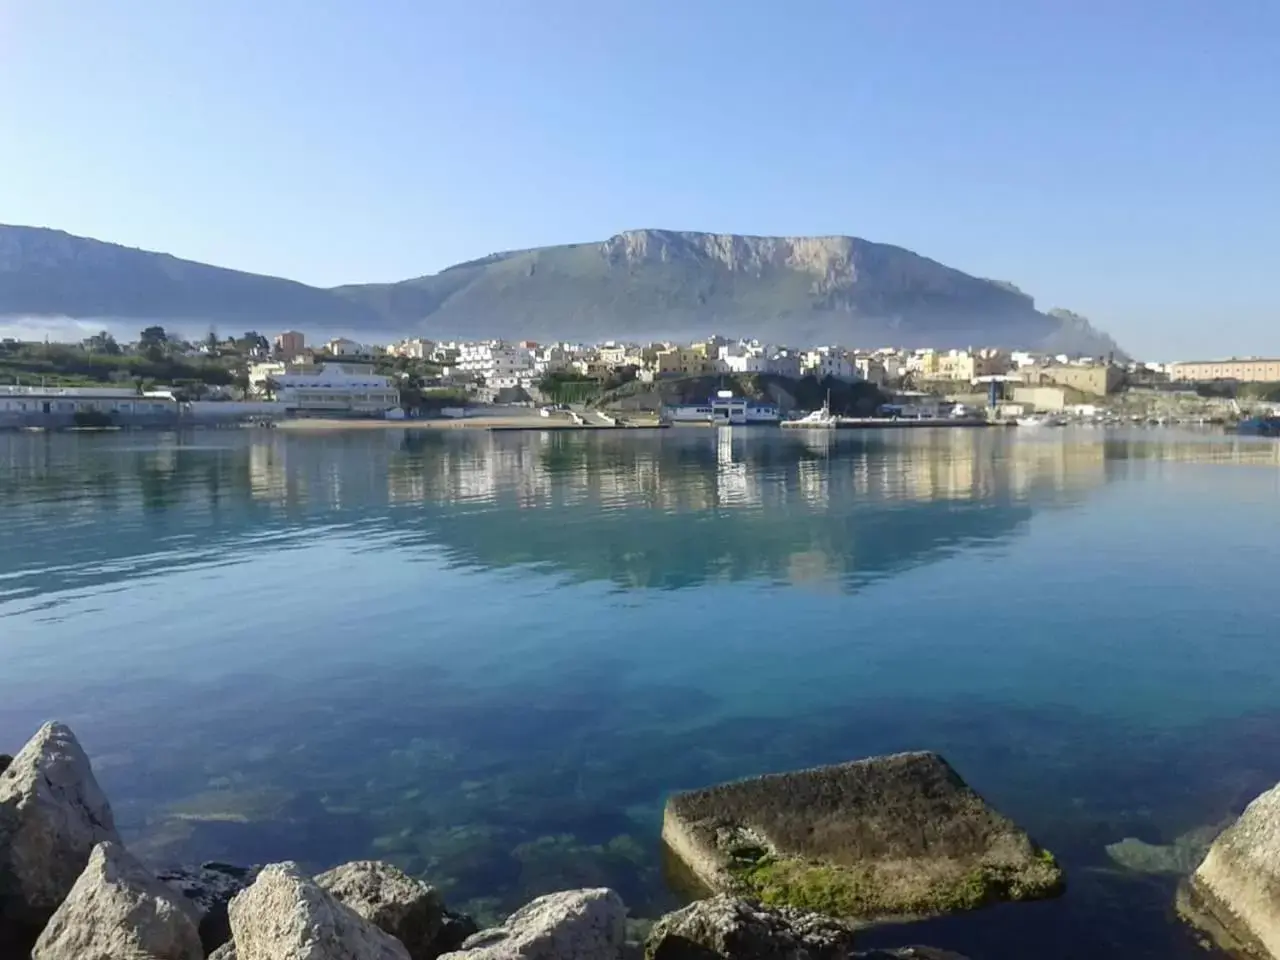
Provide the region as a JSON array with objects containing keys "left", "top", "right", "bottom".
[
  {"left": 1234, "top": 416, "right": 1280, "bottom": 437},
  {"left": 789, "top": 390, "right": 838, "bottom": 428},
  {"left": 1016, "top": 414, "right": 1065, "bottom": 428}
]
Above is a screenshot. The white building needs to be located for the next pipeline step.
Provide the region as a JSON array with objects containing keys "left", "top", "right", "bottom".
[
  {"left": 272, "top": 363, "right": 401, "bottom": 415},
  {"left": 534, "top": 345, "right": 571, "bottom": 375},
  {"left": 456, "top": 341, "right": 535, "bottom": 383},
  {"left": 0, "top": 386, "right": 177, "bottom": 426},
  {"left": 326, "top": 338, "right": 368, "bottom": 357},
  {"left": 853, "top": 356, "right": 888, "bottom": 386},
  {"left": 802, "top": 348, "right": 860, "bottom": 382},
  {"left": 387, "top": 338, "right": 434, "bottom": 360}
]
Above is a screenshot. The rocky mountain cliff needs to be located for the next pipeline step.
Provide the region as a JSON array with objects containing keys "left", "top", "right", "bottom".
[{"left": 0, "top": 225, "right": 1121, "bottom": 354}]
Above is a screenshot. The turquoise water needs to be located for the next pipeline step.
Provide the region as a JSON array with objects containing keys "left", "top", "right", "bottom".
[{"left": 2, "top": 427, "right": 1279, "bottom": 958}]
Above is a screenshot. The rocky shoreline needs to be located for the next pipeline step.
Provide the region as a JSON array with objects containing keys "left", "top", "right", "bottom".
[{"left": 3, "top": 722, "right": 1278, "bottom": 959}]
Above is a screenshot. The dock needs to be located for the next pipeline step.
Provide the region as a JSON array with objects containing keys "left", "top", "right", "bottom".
[{"left": 781, "top": 417, "right": 1008, "bottom": 430}]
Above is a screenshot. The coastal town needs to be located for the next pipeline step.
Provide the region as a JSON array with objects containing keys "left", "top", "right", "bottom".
[{"left": 0, "top": 327, "right": 1278, "bottom": 432}]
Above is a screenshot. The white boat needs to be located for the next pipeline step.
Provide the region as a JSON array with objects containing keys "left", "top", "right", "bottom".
[
  {"left": 1016, "top": 414, "right": 1065, "bottom": 428},
  {"left": 793, "top": 407, "right": 838, "bottom": 428}
]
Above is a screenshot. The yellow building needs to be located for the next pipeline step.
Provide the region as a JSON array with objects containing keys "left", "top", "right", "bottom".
[
  {"left": 597, "top": 345, "right": 629, "bottom": 366},
  {"left": 1169, "top": 358, "right": 1280, "bottom": 382},
  {"left": 653, "top": 346, "right": 710, "bottom": 376},
  {"left": 1039, "top": 365, "right": 1124, "bottom": 396}
]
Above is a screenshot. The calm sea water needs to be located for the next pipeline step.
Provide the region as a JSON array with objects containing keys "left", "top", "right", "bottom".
[{"left": 2, "top": 427, "right": 1279, "bottom": 958}]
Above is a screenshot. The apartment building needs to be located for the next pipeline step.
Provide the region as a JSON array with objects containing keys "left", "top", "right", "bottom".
[
  {"left": 273, "top": 331, "right": 305, "bottom": 357},
  {"left": 456, "top": 342, "right": 535, "bottom": 382}
]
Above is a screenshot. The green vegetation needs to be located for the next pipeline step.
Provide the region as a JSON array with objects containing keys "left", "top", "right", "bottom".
[
  {"left": 0, "top": 333, "right": 239, "bottom": 390},
  {"left": 1197, "top": 380, "right": 1280, "bottom": 403},
  {"left": 727, "top": 852, "right": 1062, "bottom": 919},
  {"left": 539, "top": 369, "right": 640, "bottom": 405}
]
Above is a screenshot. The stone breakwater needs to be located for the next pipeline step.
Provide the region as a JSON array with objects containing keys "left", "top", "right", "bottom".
[{"left": 7, "top": 720, "right": 1276, "bottom": 959}]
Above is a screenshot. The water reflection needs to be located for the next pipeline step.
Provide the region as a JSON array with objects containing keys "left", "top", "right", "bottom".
[{"left": 0, "top": 428, "right": 1140, "bottom": 599}]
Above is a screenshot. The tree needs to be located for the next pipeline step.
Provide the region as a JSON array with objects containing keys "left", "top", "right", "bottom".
[
  {"left": 84, "top": 331, "right": 122, "bottom": 355},
  {"left": 260, "top": 376, "right": 280, "bottom": 401},
  {"left": 139, "top": 325, "right": 169, "bottom": 362},
  {"left": 204, "top": 329, "right": 219, "bottom": 355},
  {"left": 237, "top": 331, "right": 270, "bottom": 356}
]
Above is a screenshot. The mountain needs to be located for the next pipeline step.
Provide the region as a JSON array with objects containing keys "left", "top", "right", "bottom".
[{"left": 0, "top": 225, "right": 1121, "bottom": 354}]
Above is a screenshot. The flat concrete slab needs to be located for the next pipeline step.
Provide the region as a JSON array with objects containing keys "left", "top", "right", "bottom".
[{"left": 662, "top": 751, "right": 1063, "bottom": 924}]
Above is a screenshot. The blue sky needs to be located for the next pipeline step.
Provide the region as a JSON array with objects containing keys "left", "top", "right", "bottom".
[{"left": 2, "top": 1, "right": 1276, "bottom": 358}]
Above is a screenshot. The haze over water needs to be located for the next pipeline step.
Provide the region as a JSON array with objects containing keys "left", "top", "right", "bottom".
[{"left": 2, "top": 427, "right": 1279, "bottom": 959}]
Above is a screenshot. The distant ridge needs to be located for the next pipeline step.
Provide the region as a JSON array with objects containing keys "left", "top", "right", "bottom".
[{"left": 0, "top": 224, "right": 1122, "bottom": 354}]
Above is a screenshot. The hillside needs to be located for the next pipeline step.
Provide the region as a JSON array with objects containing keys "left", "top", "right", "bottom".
[{"left": 0, "top": 225, "right": 1121, "bottom": 354}]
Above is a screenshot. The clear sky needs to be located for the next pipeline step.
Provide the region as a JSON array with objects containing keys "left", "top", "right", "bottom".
[{"left": 2, "top": 1, "right": 1277, "bottom": 358}]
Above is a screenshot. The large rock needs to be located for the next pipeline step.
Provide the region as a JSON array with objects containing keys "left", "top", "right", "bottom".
[
  {"left": 32, "top": 840, "right": 203, "bottom": 960},
  {"left": 158, "top": 861, "right": 259, "bottom": 955},
  {"left": 317, "top": 860, "right": 445, "bottom": 960},
  {"left": 662, "top": 752, "right": 1063, "bottom": 923},
  {"left": 209, "top": 943, "right": 237, "bottom": 960},
  {"left": 228, "top": 861, "right": 411, "bottom": 960},
  {"left": 645, "top": 895, "right": 856, "bottom": 960},
  {"left": 441, "top": 888, "right": 626, "bottom": 960},
  {"left": 1179, "top": 780, "right": 1280, "bottom": 959},
  {"left": 0, "top": 722, "right": 121, "bottom": 934}
]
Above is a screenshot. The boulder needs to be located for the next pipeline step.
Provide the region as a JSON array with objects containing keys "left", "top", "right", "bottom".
[
  {"left": 1179, "top": 780, "right": 1280, "bottom": 959},
  {"left": 0, "top": 722, "right": 121, "bottom": 935},
  {"left": 644, "top": 895, "right": 856, "bottom": 960},
  {"left": 662, "top": 752, "right": 1063, "bottom": 923},
  {"left": 317, "top": 860, "right": 445, "bottom": 960},
  {"left": 157, "top": 861, "right": 259, "bottom": 955},
  {"left": 32, "top": 840, "right": 203, "bottom": 960},
  {"left": 227, "top": 861, "right": 411, "bottom": 960},
  {"left": 440, "top": 888, "right": 626, "bottom": 960},
  {"left": 209, "top": 943, "right": 238, "bottom": 960}
]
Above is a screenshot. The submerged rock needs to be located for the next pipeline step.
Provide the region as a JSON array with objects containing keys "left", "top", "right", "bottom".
[
  {"left": 1179, "top": 780, "right": 1280, "bottom": 959},
  {"left": 32, "top": 841, "right": 203, "bottom": 960},
  {"left": 157, "top": 860, "right": 259, "bottom": 955},
  {"left": 0, "top": 722, "right": 121, "bottom": 936},
  {"left": 317, "top": 859, "right": 446, "bottom": 960},
  {"left": 1105, "top": 822, "right": 1227, "bottom": 876},
  {"left": 228, "top": 861, "right": 411, "bottom": 960},
  {"left": 645, "top": 895, "right": 857, "bottom": 960},
  {"left": 441, "top": 887, "right": 626, "bottom": 960},
  {"left": 662, "top": 751, "right": 1063, "bottom": 923}
]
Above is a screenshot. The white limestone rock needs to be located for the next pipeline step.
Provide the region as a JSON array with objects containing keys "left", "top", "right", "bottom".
[
  {"left": 228, "top": 861, "right": 411, "bottom": 960},
  {"left": 0, "top": 722, "right": 120, "bottom": 929},
  {"left": 441, "top": 888, "right": 626, "bottom": 960},
  {"left": 1182, "top": 781, "right": 1280, "bottom": 959},
  {"left": 317, "top": 860, "right": 446, "bottom": 960},
  {"left": 32, "top": 841, "right": 203, "bottom": 960}
]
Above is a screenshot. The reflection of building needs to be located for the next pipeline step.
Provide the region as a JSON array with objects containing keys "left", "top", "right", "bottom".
[{"left": 1169, "top": 358, "right": 1280, "bottom": 383}]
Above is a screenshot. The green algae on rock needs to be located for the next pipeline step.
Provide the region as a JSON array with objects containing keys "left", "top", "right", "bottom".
[{"left": 661, "top": 751, "right": 1063, "bottom": 924}]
